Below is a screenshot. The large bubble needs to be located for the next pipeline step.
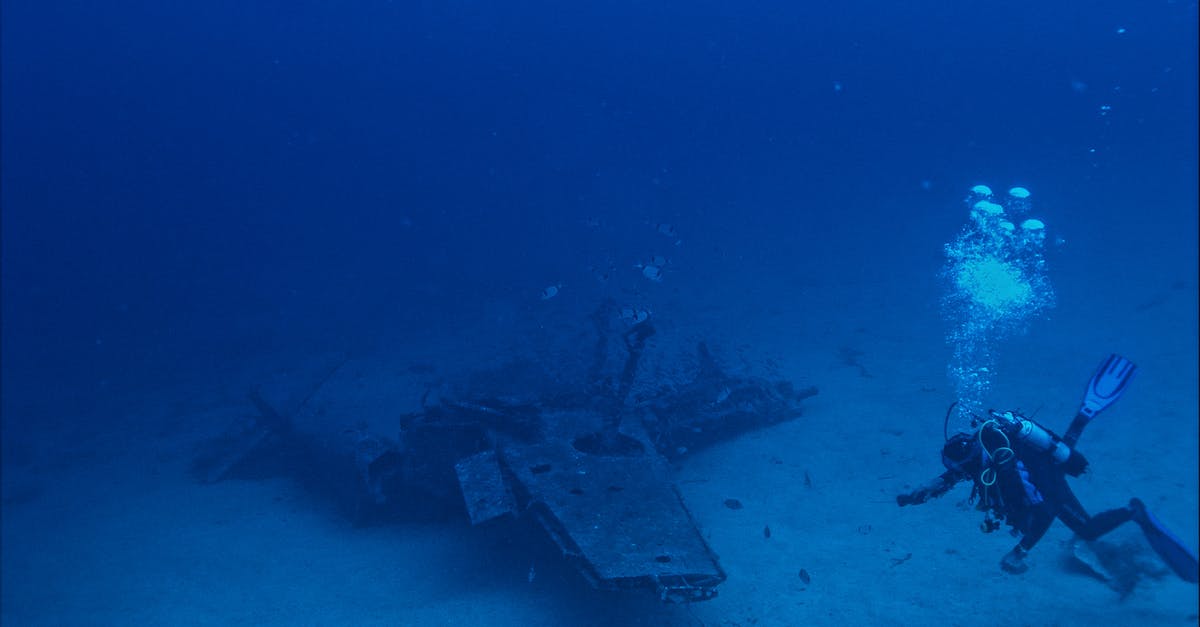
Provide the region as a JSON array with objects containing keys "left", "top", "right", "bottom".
[{"left": 942, "top": 185, "right": 1054, "bottom": 427}]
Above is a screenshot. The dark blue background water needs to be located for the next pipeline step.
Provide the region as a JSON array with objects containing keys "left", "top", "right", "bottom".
[
  {"left": 3, "top": 0, "right": 1196, "bottom": 433},
  {"left": 2, "top": 2, "right": 1198, "bottom": 623}
]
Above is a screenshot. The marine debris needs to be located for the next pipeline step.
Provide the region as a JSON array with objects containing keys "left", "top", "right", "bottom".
[{"left": 194, "top": 300, "right": 817, "bottom": 602}]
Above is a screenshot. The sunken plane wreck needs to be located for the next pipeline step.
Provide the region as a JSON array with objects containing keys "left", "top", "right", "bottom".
[{"left": 194, "top": 300, "right": 817, "bottom": 603}]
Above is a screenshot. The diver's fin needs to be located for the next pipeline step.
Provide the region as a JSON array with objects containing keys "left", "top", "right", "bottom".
[
  {"left": 1064, "top": 354, "right": 1137, "bottom": 446},
  {"left": 1131, "top": 498, "right": 1199, "bottom": 583},
  {"left": 1081, "top": 354, "right": 1137, "bottom": 418}
]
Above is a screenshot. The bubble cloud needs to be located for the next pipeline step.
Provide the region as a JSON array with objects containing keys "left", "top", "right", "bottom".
[{"left": 942, "top": 185, "right": 1055, "bottom": 424}]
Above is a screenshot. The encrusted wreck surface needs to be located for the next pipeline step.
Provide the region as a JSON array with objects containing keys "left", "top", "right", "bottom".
[{"left": 195, "top": 305, "right": 816, "bottom": 602}]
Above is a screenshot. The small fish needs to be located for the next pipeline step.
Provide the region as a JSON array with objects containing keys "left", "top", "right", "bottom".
[
  {"left": 714, "top": 387, "right": 731, "bottom": 405},
  {"left": 634, "top": 263, "right": 664, "bottom": 282},
  {"left": 527, "top": 565, "right": 536, "bottom": 583},
  {"left": 619, "top": 306, "right": 652, "bottom": 325},
  {"left": 540, "top": 284, "right": 562, "bottom": 300},
  {"left": 655, "top": 223, "right": 677, "bottom": 238}
]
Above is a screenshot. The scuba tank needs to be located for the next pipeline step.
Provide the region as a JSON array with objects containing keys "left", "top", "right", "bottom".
[
  {"left": 987, "top": 409, "right": 1089, "bottom": 476},
  {"left": 954, "top": 354, "right": 1137, "bottom": 477},
  {"left": 934, "top": 355, "right": 1137, "bottom": 536}
]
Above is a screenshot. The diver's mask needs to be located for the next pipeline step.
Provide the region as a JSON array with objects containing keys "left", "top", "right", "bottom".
[
  {"left": 939, "top": 400, "right": 989, "bottom": 473},
  {"left": 941, "top": 431, "right": 981, "bottom": 473}
]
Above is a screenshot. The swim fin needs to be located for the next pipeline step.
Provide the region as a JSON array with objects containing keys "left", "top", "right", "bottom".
[
  {"left": 1131, "top": 498, "right": 1199, "bottom": 584},
  {"left": 1064, "top": 354, "right": 1137, "bottom": 446}
]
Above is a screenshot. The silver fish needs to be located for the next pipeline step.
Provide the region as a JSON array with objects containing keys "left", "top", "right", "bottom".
[
  {"left": 640, "top": 265, "right": 664, "bottom": 282},
  {"left": 619, "top": 306, "right": 652, "bottom": 324}
]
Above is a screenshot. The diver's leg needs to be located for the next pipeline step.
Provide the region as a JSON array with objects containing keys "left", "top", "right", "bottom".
[
  {"left": 1001, "top": 504, "right": 1057, "bottom": 574},
  {"left": 1018, "top": 506, "right": 1058, "bottom": 551},
  {"left": 1054, "top": 486, "right": 1133, "bottom": 541},
  {"left": 1069, "top": 507, "right": 1134, "bottom": 540}
]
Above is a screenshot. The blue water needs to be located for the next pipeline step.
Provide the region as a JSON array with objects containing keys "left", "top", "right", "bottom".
[{"left": 3, "top": 1, "right": 1197, "bottom": 624}]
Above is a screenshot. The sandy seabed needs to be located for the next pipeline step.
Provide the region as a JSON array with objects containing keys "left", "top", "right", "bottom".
[{"left": 4, "top": 276, "right": 1197, "bottom": 626}]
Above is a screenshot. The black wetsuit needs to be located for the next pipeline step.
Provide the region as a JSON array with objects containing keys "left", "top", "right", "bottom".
[
  {"left": 900, "top": 394, "right": 1198, "bottom": 581},
  {"left": 899, "top": 429, "right": 1135, "bottom": 556}
]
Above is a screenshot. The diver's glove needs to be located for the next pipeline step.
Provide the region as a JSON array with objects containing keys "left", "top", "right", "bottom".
[
  {"left": 896, "top": 489, "right": 929, "bottom": 507},
  {"left": 1000, "top": 546, "right": 1029, "bottom": 574},
  {"left": 897, "top": 472, "right": 959, "bottom": 507}
]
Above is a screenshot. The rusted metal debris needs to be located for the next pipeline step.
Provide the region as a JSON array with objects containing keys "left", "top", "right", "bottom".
[{"left": 194, "top": 303, "right": 816, "bottom": 602}]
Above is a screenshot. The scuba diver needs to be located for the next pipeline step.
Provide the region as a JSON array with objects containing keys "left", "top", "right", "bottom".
[{"left": 897, "top": 354, "right": 1199, "bottom": 582}]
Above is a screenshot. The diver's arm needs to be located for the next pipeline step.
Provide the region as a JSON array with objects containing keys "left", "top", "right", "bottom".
[{"left": 897, "top": 470, "right": 963, "bottom": 507}]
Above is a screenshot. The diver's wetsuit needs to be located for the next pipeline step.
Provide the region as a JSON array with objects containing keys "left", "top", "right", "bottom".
[
  {"left": 896, "top": 414, "right": 1156, "bottom": 575},
  {"left": 900, "top": 357, "right": 1199, "bottom": 581},
  {"left": 901, "top": 436, "right": 1136, "bottom": 563},
  {"left": 899, "top": 415, "right": 1200, "bottom": 583}
]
